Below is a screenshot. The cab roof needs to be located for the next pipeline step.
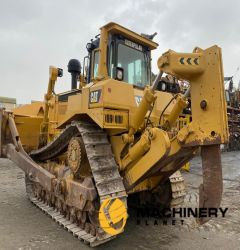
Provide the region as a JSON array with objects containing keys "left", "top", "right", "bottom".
[{"left": 101, "top": 22, "right": 158, "bottom": 50}]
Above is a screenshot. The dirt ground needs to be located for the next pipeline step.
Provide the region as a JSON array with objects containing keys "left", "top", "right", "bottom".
[{"left": 0, "top": 151, "right": 240, "bottom": 250}]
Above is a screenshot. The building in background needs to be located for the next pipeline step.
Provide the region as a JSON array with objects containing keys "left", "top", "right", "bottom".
[{"left": 0, "top": 96, "right": 16, "bottom": 110}]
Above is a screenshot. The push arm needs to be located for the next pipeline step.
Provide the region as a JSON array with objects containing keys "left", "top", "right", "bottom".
[
  {"left": 158, "top": 45, "right": 228, "bottom": 145},
  {"left": 40, "top": 66, "right": 62, "bottom": 146}
]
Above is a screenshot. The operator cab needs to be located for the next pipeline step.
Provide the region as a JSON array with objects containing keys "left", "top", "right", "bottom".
[{"left": 84, "top": 22, "right": 158, "bottom": 88}]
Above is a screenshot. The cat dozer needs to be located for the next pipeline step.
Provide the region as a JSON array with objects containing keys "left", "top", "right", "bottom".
[{"left": 0, "top": 22, "right": 228, "bottom": 246}]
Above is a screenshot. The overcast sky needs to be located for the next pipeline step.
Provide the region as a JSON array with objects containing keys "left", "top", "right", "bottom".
[{"left": 1, "top": 0, "right": 240, "bottom": 104}]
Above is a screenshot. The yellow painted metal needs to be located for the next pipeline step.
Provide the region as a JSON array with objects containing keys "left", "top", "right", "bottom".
[
  {"left": 121, "top": 46, "right": 228, "bottom": 189},
  {"left": 40, "top": 66, "right": 61, "bottom": 146},
  {"left": 163, "top": 95, "right": 188, "bottom": 130},
  {"left": 123, "top": 128, "right": 170, "bottom": 188},
  {"left": 11, "top": 102, "right": 44, "bottom": 152},
  {"left": 6, "top": 23, "right": 228, "bottom": 197},
  {"left": 13, "top": 102, "right": 44, "bottom": 117},
  {"left": 120, "top": 129, "right": 151, "bottom": 170},
  {"left": 178, "top": 115, "right": 191, "bottom": 171},
  {"left": 182, "top": 162, "right": 190, "bottom": 171},
  {"left": 103, "top": 109, "right": 128, "bottom": 129},
  {"left": 127, "top": 175, "right": 162, "bottom": 194},
  {"left": 123, "top": 86, "right": 156, "bottom": 143},
  {"left": 97, "top": 22, "right": 158, "bottom": 80},
  {"left": 14, "top": 116, "right": 43, "bottom": 152},
  {"left": 98, "top": 27, "right": 108, "bottom": 80},
  {"left": 158, "top": 46, "right": 229, "bottom": 145}
]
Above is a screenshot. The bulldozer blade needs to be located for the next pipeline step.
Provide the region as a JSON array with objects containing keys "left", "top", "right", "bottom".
[{"left": 199, "top": 144, "right": 223, "bottom": 224}]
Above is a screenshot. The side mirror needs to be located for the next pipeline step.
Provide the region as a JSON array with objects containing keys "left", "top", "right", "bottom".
[
  {"left": 57, "top": 68, "right": 63, "bottom": 77},
  {"left": 83, "top": 56, "right": 90, "bottom": 82}
]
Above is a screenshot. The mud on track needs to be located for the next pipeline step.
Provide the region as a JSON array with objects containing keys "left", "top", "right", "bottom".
[{"left": 0, "top": 151, "right": 240, "bottom": 250}]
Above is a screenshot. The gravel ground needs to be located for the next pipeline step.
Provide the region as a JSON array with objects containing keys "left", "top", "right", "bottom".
[{"left": 0, "top": 151, "right": 239, "bottom": 250}]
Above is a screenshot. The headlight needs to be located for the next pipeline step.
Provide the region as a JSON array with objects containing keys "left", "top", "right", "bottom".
[
  {"left": 161, "top": 82, "right": 166, "bottom": 91},
  {"left": 116, "top": 67, "right": 124, "bottom": 81}
]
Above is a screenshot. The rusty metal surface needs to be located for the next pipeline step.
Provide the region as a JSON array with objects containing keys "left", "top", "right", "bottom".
[
  {"left": 7, "top": 116, "right": 32, "bottom": 159},
  {"left": 24, "top": 120, "right": 129, "bottom": 245},
  {"left": 0, "top": 109, "right": 10, "bottom": 157},
  {"left": 226, "top": 106, "right": 240, "bottom": 151},
  {"left": 66, "top": 177, "right": 97, "bottom": 204},
  {"left": 25, "top": 177, "right": 114, "bottom": 246},
  {"left": 1, "top": 111, "right": 99, "bottom": 216},
  {"left": 1, "top": 108, "right": 128, "bottom": 244},
  {"left": 182, "top": 136, "right": 222, "bottom": 147},
  {"left": 30, "top": 125, "right": 79, "bottom": 161},
  {"left": 169, "top": 170, "right": 186, "bottom": 207},
  {"left": 125, "top": 146, "right": 197, "bottom": 191},
  {"left": 6, "top": 143, "right": 54, "bottom": 192},
  {"left": 5, "top": 144, "right": 98, "bottom": 212},
  {"left": 30, "top": 121, "right": 127, "bottom": 202},
  {"left": 199, "top": 145, "right": 223, "bottom": 224}
]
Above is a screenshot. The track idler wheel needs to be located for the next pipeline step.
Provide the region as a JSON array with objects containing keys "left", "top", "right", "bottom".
[{"left": 199, "top": 144, "right": 223, "bottom": 224}]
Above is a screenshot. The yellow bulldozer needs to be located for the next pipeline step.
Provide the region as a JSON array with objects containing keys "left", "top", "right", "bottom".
[{"left": 0, "top": 22, "right": 228, "bottom": 246}]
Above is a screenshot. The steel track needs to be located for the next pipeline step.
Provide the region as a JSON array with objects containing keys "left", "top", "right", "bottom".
[
  {"left": 29, "top": 121, "right": 127, "bottom": 245},
  {"left": 29, "top": 196, "right": 114, "bottom": 247}
]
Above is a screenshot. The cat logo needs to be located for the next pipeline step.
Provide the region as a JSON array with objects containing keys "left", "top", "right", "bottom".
[{"left": 89, "top": 89, "right": 102, "bottom": 104}]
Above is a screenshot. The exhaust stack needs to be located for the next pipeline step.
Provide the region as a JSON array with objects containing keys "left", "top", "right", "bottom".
[{"left": 68, "top": 59, "right": 81, "bottom": 90}]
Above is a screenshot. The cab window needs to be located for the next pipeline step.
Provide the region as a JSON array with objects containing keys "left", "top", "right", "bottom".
[
  {"left": 117, "top": 43, "right": 149, "bottom": 88},
  {"left": 93, "top": 50, "right": 99, "bottom": 78}
]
